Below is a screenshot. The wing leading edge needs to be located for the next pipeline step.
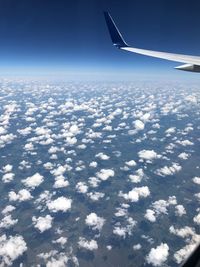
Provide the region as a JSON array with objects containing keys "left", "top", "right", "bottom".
[{"left": 104, "top": 11, "right": 200, "bottom": 72}]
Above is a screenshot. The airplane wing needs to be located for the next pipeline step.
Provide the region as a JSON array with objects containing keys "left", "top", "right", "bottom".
[{"left": 104, "top": 11, "right": 200, "bottom": 72}]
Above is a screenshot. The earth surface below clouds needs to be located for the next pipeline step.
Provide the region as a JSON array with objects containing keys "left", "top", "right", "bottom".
[{"left": 0, "top": 80, "right": 200, "bottom": 267}]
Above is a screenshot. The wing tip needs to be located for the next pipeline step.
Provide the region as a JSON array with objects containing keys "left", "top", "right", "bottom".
[{"left": 104, "top": 11, "right": 129, "bottom": 48}]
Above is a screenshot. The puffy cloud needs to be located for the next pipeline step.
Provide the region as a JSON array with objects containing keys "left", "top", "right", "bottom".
[
  {"left": 39, "top": 250, "right": 71, "bottom": 267},
  {"left": 176, "top": 140, "right": 194, "bottom": 146},
  {"left": 145, "top": 209, "right": 156, "bottom": 222},
  {"left": 113, "top": 217, "right": 136, "bottom": 238},
  {"left": 32, "top": 215, "right": 53, "bottom": 233},
  {"left": 133, "top": 244, "right": 142, "bottom": 250},
  {"left": 113, "top": 226, "right": 127, "bottom": 239},
  {"left": 195, "top": 192, "right": 200, "bottom": 201},
  {"left": 66, "top": 136, "right": 77, "bottom": 145},
  {"left": 138, "top": 150, "right": 160, "bottom": 161},
  {"left": 69, "top": 124, "right": 79, "bottom": 135},
  {"left": 2, "top": 164, "right": 13, "bottom": 173},
  {"left": 175, "top": 205, "right": 186, "bottom": 217},
  {"left": 24, "top": 142, "right": 34, "bottom": 151},
  {"left": 115, "top": 206, "right": 128, "bottom": 217},
  {"left": 46, "top": 254, "right": 69, "bottom": 267},
  {"left": 78, "top": 237, "right": 98, "bottom": 251},
  {"left": 95, "top": 152, "right": 110, "bottom": 160},
  {"left": 134, "top": 120, "right": 145, "bottom": 130},
  {"left": 1, "top": 205, "right": 15, "bottom": 215},
  {"left": 146, "top": 243, "right": 169, "bottom": 266},
  {"left": 193, "top": 213, "right": 200, "bottom": 225},
  {"left": 51, "top": 165, "right": 66, "bottom": 176},
  {"left": 89, "top": 161, "right": 97, "bottom": 168},
  {"left": 103, "top": 125, "right": 112, "bottom": 131},
  {"left": 147, "top": 196, "right": 177, "bottom": 221},
  {"left": 0, "top": 133, "right": 16, "bottom": 148},
  {"left": 87, "top": 192, "right": 105, "bottom": 201},
  {"left": 120, "top": 186, "right": 150, "bottom": 202},
  {"left": 9, "top": 189, "right": 32, "bottom": 202},
  {"left": 17, "top": 127, "right": 32, "bottom": 136},
  {"left": 85, "top": 213, "right": 105, "bottom": 231},
  {"left": 53, "top": 175, "right": 69, "bottom": 189},
  {"left": 125, "top": 160, "right": 137, "bottom": 167},
  {"left": 129, "top": 168, "right": 144, "bottom": 183},
  {"left": 193, "top": 177, "right": 200, "bottom": 185},
  {"left": 76, "top": 182, "right": 88, "bottom": 194},
  {"left": 2, "top": 172, "right": 15, "bottom": 183},
  {"left": 165, "top": 127, "right": 176, "bottom": 134},
  {"left": 178, "top": 152, "right": 189, "bottom": 160},
  {"left": 0, "top": 234, "right": 27, "bottom": 266},
  {"left": 156, "top": 163, "right": 181, "bottom": 177},
  {"left": 0, "top": 215, "right": 18, "bottom": 229},
  {"left": 52, "top": 237, "right": 67, "bottom": 248},
  {"left": 22, "top": 173, "right": 44, "bottom": 189},
  {"left": 96, "top": 169, "right": 114, "bottom": 181},
  {"left": 47, "top": 197, "right": 72, "bottom": 213},
  {"left": 169, "top": 226, "right": 194, "bottom": 238}
]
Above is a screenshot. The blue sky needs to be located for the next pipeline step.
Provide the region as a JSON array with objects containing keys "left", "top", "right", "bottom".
[{"left": 1, "top": 0, "right": 200, "bottom": 80}]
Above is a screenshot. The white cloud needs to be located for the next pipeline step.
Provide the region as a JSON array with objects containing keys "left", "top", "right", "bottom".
[
  {"left": 22, "top": 173, "right": 44, "bottom": 189},
  {"left": 195, "top": 192, "right": 200, "bottom": 201},
  {"left": 96, "top": 169, "right": 114, "bottom": 181},
  {"left": 193, "top": 177, "right": 200, "bottom": 185},
  {"left": 2, "top": 172, "right": 15, "bottom": 183},
  {"left": 85, "top": 213, "right": 105, "bottom": 231},
  {"left": 2, "top": 164, "right": 13, "bottom": 173},
  {"left": 87, "top": 192, "right": 105, "bottom": 201},
  {"left": 178, "top": 152, "right": 189, "bottom": 160},
  {"left": 18, "top": 127, "right": 32, "bottom": 136},
  {"left": 69, "top": 124, "right": 79, "bottom": 135},
  {"left": 113, "top": 226, "right": 127, "bottom": 239},
  {"left": 165, "top": 127, "right": 176, "bottom": 134},
  {"left": 47, "top": 197, "right": 72, "bottom": 213},
  {"left": 53, "top": 175, "right": 69, "bottom": 189},
  {"left": 0, "top": 234, "right": 27, "bottom": 266},
  {"left": 89, "top": 161, "right": 97, "bottom": 168},
  {"left": 146, "top": 243, "right": 169, "bottom": 266},
  {"left": 120, "top": 186, "right": 150, "bottom": 202},
  {"left": 176, "top": 140, "right": 194, "bottom": 146},
  {"left": 175, "top": 205, "right": 186, "bottom": 217},
  {"left": 24, "top": 142, "right": 34, "bottom": 151},
  {"left": 0, "top": 215, "right": 18, "bottom": 229},
  {"left": 52, "top": 237, "right": 67, "bottom": 248},
  {"left": 78, "top": 237, "right": 98, "bottom": 251},
  {"left": 125, "top": 160, "right": 137, "bottom": 167},
  {"left": 51, "top": 165, "right": 66, "bottom": 176},
  {"left": 193, "top": 213, "right": 200, "bottom": 225},
  {"left": 76, "top": 182, "right": 88, "bottom": 194},
  {"left": 129, "top": 168, "right": 144, "bottom": 183},
  {"left": 145, "top": 209, "right": 156, "bottom": 222},
  {"left": 134, "top": 120, "right": 145, "bottom": 131},
  {"left": 169, "top": 226, "right": 194, "bottom": 238},
  {"left": 9, "top": 189, "right": 32, "bottom": 202},
  {"left": 156, "top": 163, "right": 181, "bottom": 177},
  {"left": 1, "top": 205, "right": 15, "bottom": 215},
  {"left": 133, "top": 244, "right": 142, "bottom": 250},
  {"left": 32, "top": 215, "right": 53, "bottom": 233},
  {"left": 95, "top": 152, "right": 110, "bottom": 160},
  {"left": 138, "top": 150, "right": 160, "bottom": 161},
  {"left": 66, "top": 136, "right": 77, "bottom": 145}
]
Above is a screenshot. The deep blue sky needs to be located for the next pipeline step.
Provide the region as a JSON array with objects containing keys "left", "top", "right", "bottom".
[{"left": 1, "top": 0, "right": 200, "bottom": 79}]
